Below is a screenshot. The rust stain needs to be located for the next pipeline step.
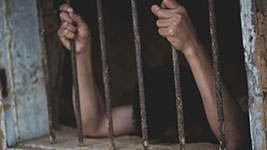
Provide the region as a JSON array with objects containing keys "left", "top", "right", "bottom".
[
  {"left": 0, "top": 104, "right": 11, "bottom": 111},
  {"left": 32, "top": 78, "right": 39, "bottom": 84},
  {"left": 0, "top": 102, "right": 4, "bottom": 147},
  {"left": 248, "top": 97, "right": 255, "bottom": 106},
  {"left": 254, "top": 12, "right": 267, "bottom": 94},
  {"left": 254, "top": 11, "right": 267, "bottom": 148},
  {"left": 3, "top": 104, "right": 10, "bottom": 110}
]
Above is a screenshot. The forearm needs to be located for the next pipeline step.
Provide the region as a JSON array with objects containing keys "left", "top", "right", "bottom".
[
  {"left": 73, "top": 50, "right": 106, "bottom": 136},
  {"left": 184, "top": 43, "right": 250, "bottom": 148}
]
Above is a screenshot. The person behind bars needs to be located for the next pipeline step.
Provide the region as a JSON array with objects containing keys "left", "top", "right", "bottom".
[{"left": 57, "top": 0, "right": 251, "bottom": 149}]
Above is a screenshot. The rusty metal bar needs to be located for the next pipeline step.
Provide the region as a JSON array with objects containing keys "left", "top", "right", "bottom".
[
  {"left": 66, "top": 0, "right": 84, "bottom": 146},
  {"left": 70, "top": 40, "right": 84, "bottom": 146},
  {"left": 172, "top": 48, "right": 185, "bottom": 150},
  {"left": 130, "top": 0, "right": 149, "bottom": 149},
  {"left": 96, "top": 0, "right": 115, "bottom": 149},
  {"left": 208, "top": 0, "right": 226, "bottom": 149}
]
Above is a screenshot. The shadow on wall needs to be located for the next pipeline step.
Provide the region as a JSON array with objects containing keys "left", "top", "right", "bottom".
[{"left": 52, "top": 0, "right": 248, "bottom": 127}]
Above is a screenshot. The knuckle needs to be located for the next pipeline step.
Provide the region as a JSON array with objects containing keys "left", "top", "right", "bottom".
[
  {"left": 158, "top": 29, "right": 163, "bottom": 36},
  {"left": 64, "top": 29, "right": 69, "bottom": 35},
  {"left": 172, "top": 20, "right": 178, "bottom": 27},
  {"left": 174, "top": 14, "right": 182, "bottom": 21},
  {"left": 168, "top": 28, "right": 175, "bottom": 37},
  {"left": 63, "top": 21, "right": 68, "bottom": 27},
  {"left": 156, "top": 20, "right": 160, "bottom": 26},
  {"left": 68, "top": 33, "right": 74, "bottom": 38},
  {"left": 59, "top": 12, "right": 64, "bottom": 19},
  {"left": 60, "top": 12, "right": 68, "bottom": 20},
  {"left": 173, "top": 15, "right": 181, "bottom": 26},
  {"left": 158, "top": 28, "right": 161, "bottom": 33}
]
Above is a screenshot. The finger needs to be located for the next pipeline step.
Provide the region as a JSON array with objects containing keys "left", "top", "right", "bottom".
[
  {"left": 158, "top": 28, "right": 169, "bottom": 37},
  {"left": 63, "top": 29, "right": 75, "bottom": 39},
  {"left": 62, "top": 21, "right": 77, "bottom": 32},
  {"left": 156, "top": 18, "right": 171, "bottom": 28},
  {"left": 58, "top": 29, "right": 71, "bottom": 50},
  {"left": 58, "top": 27, "right": 75, "bottom": 40},
  {"left": 69, "top": 13, "right": 88, "bottom": 30},
  {"left": 59, "top": 4, "right": 74, "bottom": 13},
  {"left": 151, "top": 5, "right": 161, "bottom": 16},
  {"left": 62, "top": 38, "right": 71, "bottom": 50},
  {"left": 161, "top": 0, "right": 181, "bottom": 9},
  {"left": 152, "top": 5, "right": 178, "bottom": 19},
  {"left": 59, "top": 12, "right": 73, "bottom": 23}
]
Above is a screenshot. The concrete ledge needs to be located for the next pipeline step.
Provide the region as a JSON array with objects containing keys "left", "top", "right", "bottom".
[{"left": 11, "top": 125, "right": 219, "bottom": 150}]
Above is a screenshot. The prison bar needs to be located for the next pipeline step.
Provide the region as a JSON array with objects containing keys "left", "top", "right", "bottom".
[
  {"left": 66, "top": 0, "right": 84, "bottom": 146},
  {"left": 208, "top": 0, "right": 226, "bottom": 149},
  {"left": 96, "top": 0, "right": 116, "bottom": 149},
  {"left": 130, "top": 0, "right": 149, "bottom": 149},
  {"left": 172, "top": 48, "right": 186, "bottom": 150}
]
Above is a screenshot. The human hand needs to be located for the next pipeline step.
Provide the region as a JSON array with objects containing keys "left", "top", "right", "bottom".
[
  {"left": 151, "top": 0, "right": 199, "bottom": 54},
  {"left": 57, "top": 4, "right": 91, "bottom": 55}
]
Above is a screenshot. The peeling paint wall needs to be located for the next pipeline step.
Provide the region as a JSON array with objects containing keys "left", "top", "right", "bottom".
[
  {"left": 0, "top": 93, "right": 7, "bottom": 150},
  {"left": 0, "top": 0, "right": 50, "bottom": 146},
  {"left": 240, "top": 0, "right": 267, "bottom": 149}
]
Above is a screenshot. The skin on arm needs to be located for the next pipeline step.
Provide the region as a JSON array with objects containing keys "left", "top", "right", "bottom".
[
  {"left": 57, "top": 4, "right": 135, "bottom": 137},
  {"left": 151, "top": 0, "right": 250, "bottom": 149}
]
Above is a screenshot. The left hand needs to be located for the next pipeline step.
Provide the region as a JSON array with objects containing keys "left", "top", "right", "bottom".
[{"left": 151, "top": 0, "right": 199, "bottom": 54}]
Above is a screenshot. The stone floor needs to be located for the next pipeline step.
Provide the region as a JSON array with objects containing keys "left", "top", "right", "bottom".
[{"left": 11, "top": 126, "right": 219, "bottom": 150}]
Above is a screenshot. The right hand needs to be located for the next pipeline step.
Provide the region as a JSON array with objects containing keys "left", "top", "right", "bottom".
[{"left": 58, "top": 4, "right": 91, "bottom": 55}]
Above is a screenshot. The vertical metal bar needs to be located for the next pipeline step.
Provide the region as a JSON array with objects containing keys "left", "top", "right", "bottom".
[
  {"left": 208, "top": 0, "right": 226, "bottom": 149},
  {"left": 130, "top": 0, "right": 149, "bottom": 149},
  {"left": 96, "top": 0, "right": 115, "bottom": 149},
  {"left": 172, "top": 48, "right": 185, "bottom": 150},
  {"left": 66, "top": 0, "right": 84, "bottom": 147}
]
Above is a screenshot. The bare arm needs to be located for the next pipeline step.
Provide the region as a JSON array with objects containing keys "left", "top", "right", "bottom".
[
  {"left": 57, "top": 4, "right": 135, "bottom": 137},
  {"left": 151, "top": 0, "right": 250, "bottom": 149}
]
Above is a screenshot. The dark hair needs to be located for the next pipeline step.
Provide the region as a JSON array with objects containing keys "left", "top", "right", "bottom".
[{"left": 132, "top": 64, "right": 206, "bottom": 140}]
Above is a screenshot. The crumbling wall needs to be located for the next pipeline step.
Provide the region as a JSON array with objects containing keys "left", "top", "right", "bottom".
[
  {"left": 255, "top": 0, "right": 267, "bottom": 148},
  {"left": 240, "top": 0, "right": 267, "bottom": 149}
]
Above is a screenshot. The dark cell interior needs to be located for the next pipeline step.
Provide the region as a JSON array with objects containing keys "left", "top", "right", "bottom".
[{"left": 52, "top": 0, "right": 248, "bottom": 129}]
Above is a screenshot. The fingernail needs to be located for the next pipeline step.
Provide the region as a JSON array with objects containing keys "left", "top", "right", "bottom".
[{"left": 67, "top": 8, "right": 73, "bottom": 12}]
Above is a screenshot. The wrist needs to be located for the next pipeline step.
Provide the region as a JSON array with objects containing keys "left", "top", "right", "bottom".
[
  {"left": 76, "top": 48, "right": 92, "bottom": 67},
  {"left": 76, "top": 48, "right": 94, "bottom": 77},
  {"left": 183, "top": 41, "right": 204, "bottom": 59},
  {"left": 76, "top": 46, "right": 91, "bottom": 58}
]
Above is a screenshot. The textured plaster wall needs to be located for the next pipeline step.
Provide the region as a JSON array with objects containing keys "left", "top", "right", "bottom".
[{"left": 240, "top": 0, "right": 267, "bottom": 149}]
